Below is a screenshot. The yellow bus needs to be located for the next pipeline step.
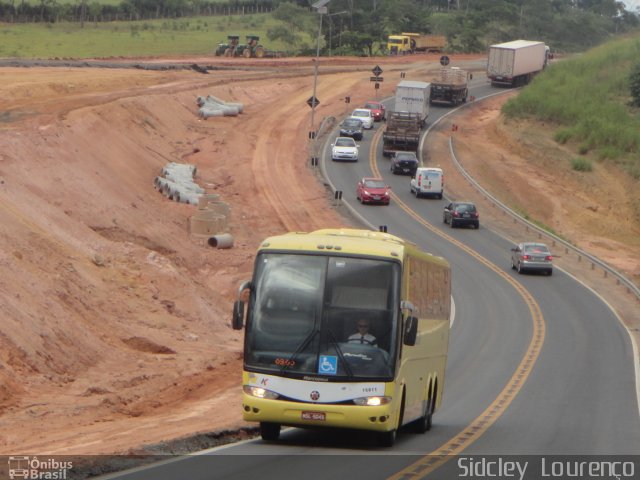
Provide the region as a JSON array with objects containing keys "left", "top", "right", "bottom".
[{"left": 232, "top": 228, "right": 451, "bottom": 446}]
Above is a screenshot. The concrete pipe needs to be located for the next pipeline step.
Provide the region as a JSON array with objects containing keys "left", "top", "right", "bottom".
[
  {"left": 179, "top": 192, "right": 201, "bottom": 205},
  {"left": 208, "top": 233, "right": 234, "bottom": 249},
  {"left": 220, "top": 106, "right": 240, "bottom": 116},
  {"left": 190, "top": 213, "right": 226, "bottom": 235},
  {"left": 198, "top": 193, "right": 221, "bottom": 209},
  {"left": 199, "top": 108, "right": 224, "bottom": 118},
  {"left": 205, "top": 201, "right": 230, "bottom": 218},
  {"left": 205, "top": 95, "right": 244, "bottom": 113}
]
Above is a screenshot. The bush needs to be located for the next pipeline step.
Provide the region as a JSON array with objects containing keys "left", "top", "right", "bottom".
[
  {"left": 554, "top": 129, "right": 572, "bottom": 145},
  {"left": 571, "top": 157, "right": 593, "bottom": 172},
  {"left": 630, "top": 63, "right": 640, "bottom": 107}
]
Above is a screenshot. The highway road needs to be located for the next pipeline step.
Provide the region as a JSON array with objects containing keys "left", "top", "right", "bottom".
[{"left": 101, "top": 77, "right": 640, "bottom": 480}]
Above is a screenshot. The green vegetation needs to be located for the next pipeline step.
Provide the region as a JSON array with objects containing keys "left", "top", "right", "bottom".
[
  {"left": 0, "top": 14, "right": 308, "bottom": 58},
  {"left": 630, "top": 62, "right": 640, "bottom": 107},
  {"left": 1, "top": 0, "right": 639, "bottom": 57},
  {"left": 571, "top": 157, "right": 593, "bottom": 172},
  {"left": 502, "top": 34, "right": 640, "bottom": 178}
]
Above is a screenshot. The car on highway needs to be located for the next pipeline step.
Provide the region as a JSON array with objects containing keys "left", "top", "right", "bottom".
[
  {"left": 356, "top": 177, "right": 391, "bottom": 205},
  {"left": 350, "top": 108, "right": 374, "bottom": 129},
  {"left": 510, "top": 242, "right": 553, "bottom": 275},
  {"left": 331, "top": 136, "right": 359, "bottom": 162},
  {"left": 363, "top": 100, "right": 386, "bottom": 121},
  {"left": 338, "top": 118, "right": 364, "bottom": 141},
  {"left": 443, "top": 201, "right": 479, "bottom": 229},
  {"left": 411, "top": 167, "right": 444, "bottom": 199},
  {"left": 390, "top": 151, "right": 419, "bottom": 176}
]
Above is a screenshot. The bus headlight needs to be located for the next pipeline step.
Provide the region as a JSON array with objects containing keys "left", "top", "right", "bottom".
[
  {"left": 353, "top": 396, "right": 391, "bottom": 406},
  {"left": 243, "top": 385, "right": 280, "bottom": 399}
]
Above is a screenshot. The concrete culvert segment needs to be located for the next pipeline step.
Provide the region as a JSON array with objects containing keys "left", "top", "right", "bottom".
[
  {"left": 208, "top": 233, "right": 234, "bottom": 249},
  {"left": 197, "top": 95, "right": 244, "bottom": 118}
]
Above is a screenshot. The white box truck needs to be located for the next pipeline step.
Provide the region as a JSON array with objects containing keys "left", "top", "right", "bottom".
[
  {"left": 487, "top": 40, "right": 548, "bottom": 87},
  {"left": 394, "top": 80, "right": 430, "bottom": 127}
]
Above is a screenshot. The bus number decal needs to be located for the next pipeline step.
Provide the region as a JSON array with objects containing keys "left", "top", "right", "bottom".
[{"left": 274, "top": 358, "right": 296, "bottom": 367}]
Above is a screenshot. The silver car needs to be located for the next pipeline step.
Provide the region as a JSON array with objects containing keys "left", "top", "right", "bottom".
[
  {"left": 331, "top": 136, "right": 359, "bottom": 162},
  {"left": 510, "top": 242, "right": 553, "bottom": 276},
  {"left": 349, "top": 108, "right": 374, "bottom": 129}
]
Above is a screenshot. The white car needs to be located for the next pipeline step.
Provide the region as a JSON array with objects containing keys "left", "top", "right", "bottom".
[
  {"left": 411, "top": 167, "right": 444, "bottom": 199},
  {"left": 349, "top": 108, "right": 374, "bottom": 129},
  {"left": 331, "top": 137, "right": 359, "bottom": 162}
]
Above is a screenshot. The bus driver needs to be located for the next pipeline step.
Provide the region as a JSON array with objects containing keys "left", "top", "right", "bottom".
[{"left": 348, "top": 319, "right": 377, "bottom": 346}]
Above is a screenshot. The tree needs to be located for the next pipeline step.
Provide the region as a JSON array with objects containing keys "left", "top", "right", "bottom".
[
  {"left": 630, "top": 63, "right": 640, "bottom": 107},
  {"left": 271, "top": 1, "right": 311, "bottom": 34}
]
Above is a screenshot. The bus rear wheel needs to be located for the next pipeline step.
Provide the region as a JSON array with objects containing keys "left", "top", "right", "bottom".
[
  {"left": 260, "top": 422, "right": 281, "bottom": 441},
  {"left": 413, "top": 399, "right": 434, "bottom": 433}
]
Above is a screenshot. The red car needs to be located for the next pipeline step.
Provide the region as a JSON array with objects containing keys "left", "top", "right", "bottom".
[
  {"left": 357, "top": 177, "right": 391, "bottom": 205},
  {"left": 363, "top": 100, "right": 386, "bottom": 122}
]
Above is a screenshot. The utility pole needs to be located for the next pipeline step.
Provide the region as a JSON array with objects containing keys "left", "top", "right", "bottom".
[{"left": 310, "top": 0, "right": 330, "bottom": 136}]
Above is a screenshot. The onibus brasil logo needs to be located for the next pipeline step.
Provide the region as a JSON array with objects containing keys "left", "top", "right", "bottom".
[{"left": 7, "top": 456, "right": 72, "bottom": 479}]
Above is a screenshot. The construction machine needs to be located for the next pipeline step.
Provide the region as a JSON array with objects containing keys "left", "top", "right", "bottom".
[
  {"left": 242, "top": 35, "right": 265, "bottom": 58},
  {"left": 214, "top": 35, "right": 242, "bottom": 57}
]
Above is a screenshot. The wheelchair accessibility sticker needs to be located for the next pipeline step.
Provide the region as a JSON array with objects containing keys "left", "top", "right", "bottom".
[{"left": 318, "top": 355, "right": 337, "bottom": 375}]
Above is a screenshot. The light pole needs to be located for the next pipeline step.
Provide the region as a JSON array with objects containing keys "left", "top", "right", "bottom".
[
  {"left": 327, "top": 11, "right": 347, "bottom": 57},
  {"left": 310, "top": 0, "right": 330, "bottom": 136}
]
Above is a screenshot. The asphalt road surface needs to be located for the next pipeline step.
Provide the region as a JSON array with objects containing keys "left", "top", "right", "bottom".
[{"left": 99, "top": 77, "right": 640, "bottom": 480}]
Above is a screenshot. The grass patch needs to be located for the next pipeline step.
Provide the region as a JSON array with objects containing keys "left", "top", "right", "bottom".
[
  {"left": 571, "top": 157, "right": 593, "bottom": 172},
  {"left": 502, "top": 33, "right": 640, "bottom": 178},
  {"left": 0, "top": 15, "right": 307, "bottom": 58}
]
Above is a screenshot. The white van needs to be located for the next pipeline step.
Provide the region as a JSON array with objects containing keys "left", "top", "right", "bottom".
[{"left": 410, "top": 167, "right": 444, "bottom": 199}]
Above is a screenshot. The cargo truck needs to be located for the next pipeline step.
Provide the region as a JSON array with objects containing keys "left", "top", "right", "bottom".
[
  {"left": 382, "top": 111, "right": 422, "bottom": 157},
  {"left": 394, "top": 80, "right": 430, "bottom": 126},
  {"left": 387, "top": 33, "right": 446, "bottom": 55},
  {"left": 429, "top": 67, "right": 469, "bottom": 106},
  {"left": 487, "top": 39, "right": 548, "bottom": 87}
]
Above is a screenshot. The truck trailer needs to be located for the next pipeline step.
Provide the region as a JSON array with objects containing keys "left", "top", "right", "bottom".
[
  {"left": 394, "top": 80, "right": 430, "bottom": 126},
  {"left": 382, "top": 111, "right": 422, "bottom": 157},
  {"left": 487, "top": 39, "right": 548, "bottom": 87},
  {"left": 429, "top": 67, "right": 469, "bottom": 106}
]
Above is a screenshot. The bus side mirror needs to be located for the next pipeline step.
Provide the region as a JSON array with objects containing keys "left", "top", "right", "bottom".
[
  {"left": 231, "top": 280, "right": 251, "bottom": 330},
  {"left": 232, "top": 300, "right": 245, "bottom": 330},
  {"left": 404, "top": 316, "right": 418, "bottom": 346}
]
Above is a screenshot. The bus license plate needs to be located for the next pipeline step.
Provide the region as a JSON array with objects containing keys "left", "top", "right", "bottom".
[{"left": 302, "top": 411, "right": 326, "bottom": 421}]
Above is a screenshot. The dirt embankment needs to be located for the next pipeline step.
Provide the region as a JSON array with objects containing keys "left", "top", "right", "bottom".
[{"left": 0, "top": 53, "right": 637, "bottom": 457}]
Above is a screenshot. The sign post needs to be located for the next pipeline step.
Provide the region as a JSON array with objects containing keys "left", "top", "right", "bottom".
[{"left": 371, "top": 65, "right": 384, "bottom": 98}]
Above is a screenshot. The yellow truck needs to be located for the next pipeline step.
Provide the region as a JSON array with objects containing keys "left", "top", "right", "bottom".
[{"left": 387, "top": 33, "right": 446, "bottom": 55}]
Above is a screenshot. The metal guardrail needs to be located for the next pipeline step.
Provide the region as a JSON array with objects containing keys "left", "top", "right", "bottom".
[{"left": 448, "top": 136, "right": 640, "bottom": 302}]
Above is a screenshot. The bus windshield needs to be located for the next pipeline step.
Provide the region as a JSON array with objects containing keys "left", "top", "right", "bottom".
[{"left": 245, "top": 253, "right": 400, "bottom": 380}]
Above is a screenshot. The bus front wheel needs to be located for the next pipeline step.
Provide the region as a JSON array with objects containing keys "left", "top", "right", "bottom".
[
  {"left": 260, "top": 422, "right": 281, "bottom": 441},
  {"left": 378, "top": 429, "right": 397, "bottom": 447}
]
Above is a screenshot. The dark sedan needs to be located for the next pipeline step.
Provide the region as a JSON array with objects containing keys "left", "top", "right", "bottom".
[
  {"left": 443, "top": 201, "right": 480, "bottom": 229},
  {"left": 339, "top": 118, "right": 364, "bottom": 141},
  {"left": 390, "top": 151, "right": 419, "bottom": 175}
]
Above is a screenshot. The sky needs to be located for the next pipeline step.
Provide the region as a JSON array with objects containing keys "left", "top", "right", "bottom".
[{"left": 623, "top": 1, "right": 640, "bottom": 11}]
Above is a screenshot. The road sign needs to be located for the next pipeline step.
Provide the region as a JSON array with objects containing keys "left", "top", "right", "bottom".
[
  {"left": 372, "top": 65, "right": 383, "bottom": 76},
  {"left": 440, "top": 55, "right": 450, "bottom": 66},
  {"left": 370, "top": 76, "right": 384, "bottom": 82},
  {"left": 307, "top": 96, "right": 320, "bottom": 108}
]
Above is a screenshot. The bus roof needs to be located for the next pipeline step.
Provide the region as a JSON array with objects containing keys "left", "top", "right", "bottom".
[{"left": 258, "top": 228, "right": 447, "bottom": 266}]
